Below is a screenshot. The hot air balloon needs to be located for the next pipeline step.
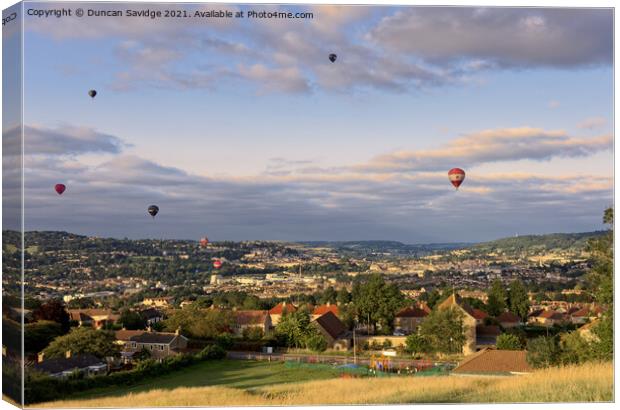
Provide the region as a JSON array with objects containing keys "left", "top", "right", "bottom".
[
  {"left": 88, "top": 90, "right": 97, "bottom": 98},
  {"left": 213, "top": 260, "right": 222, "bottom": 269},
  {"left": 200, "top": 237, "right": 209, "bottom": 247},
  {"left": 448, "top": 168, "right": 466, "bottom": 190},
  {"left": 147, "top": 205, "right": 159, "bottom": 218},
  {"left": 329, "top": 53, "right": 337, "bottom": 63},
  {"left": 54, "top": 184, "right": 66, "bottom": 195}
]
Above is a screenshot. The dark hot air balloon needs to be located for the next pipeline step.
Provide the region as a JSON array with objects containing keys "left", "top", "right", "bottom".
[
  {"left": 88, "top": 90, "right": 97, "bottom": 98},
  {"left": 147, "top": 205, "right": 159, "bottom": 218},
  {"left": 200, "top": 237, "right": 209, "bottom": 247},
  {"left": 213, "top": 260, "right": 222, "bottom": 269},
  {"left": 329, "top": 53, "right": 337, "bottom": 63},
  {"left": 448, "top": 168, "right": 466, "bottom": 190},
  {"left": 54, "top": 184, "right": 66, "bottom": 195}
]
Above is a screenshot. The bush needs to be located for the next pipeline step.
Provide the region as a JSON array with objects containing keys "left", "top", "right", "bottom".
[
  {"left": 24, "top": 345, "right": 225, "bottom": 404},
  {"left": 526, "top": 336, "right": 560, "bottom": 368},
  {"left": 496, "top": 333, "right": 523, "bottom": 350},
  {"left": 215, "top": 333, "right": 234, "bottom": 350}
]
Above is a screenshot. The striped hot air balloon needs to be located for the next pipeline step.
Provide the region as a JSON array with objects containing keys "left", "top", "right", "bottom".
[{"left": 213, "top": 260, "right": 223, "bottom": 269}]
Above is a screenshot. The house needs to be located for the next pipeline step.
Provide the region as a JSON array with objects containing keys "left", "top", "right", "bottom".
[
  {"left": 268, "top": 302, "right": 297, "bottom": 326},
  {"left": 140, "top": 307, "right": 164, "bottom": 325},
  {"left": 496, "top": 311, "right": 522, "bottom": 328},
  {"left": 312, "top": 311, "right": 351, "bottom": 351},
  {"left": 142, "top": 296, "right": 173, "bottom": 308},
  {"left": 452, "top": 348, "right": 532, "bottom": 375},
  {"left": 33, "top": 351, "right": 107, "bottom": 378},
  {"left": 470, "top": 309, "right": 488, "bottom": 325},
  {"left": 180, "top": 300, "right": 193, "bottom": 309},
  {"left": 67, "top": 309, "right": 119, "bottom": 329},
  {"left": 570, "top": 306, "right": 603, "bottom": 325},
  {"left": 437, "top": 293, "right": 478, "bottom": 355},
  {"left": 232, "top": 310, "right": 272, "bottom": 337},
  {"left": 115, "top": 329, "right": 189, "bottom": 363},
  {"left": 532, "top": 310, "right": 566, "bottom": 327},
  {"left": 311, "top": 303, "right": 339, "bottom": 321},
  {"left": 393, "top": 306, "right": 428, "bottom": 334},
  {"left": 475, "top": 325, "right": 501, "bottom": 349}
]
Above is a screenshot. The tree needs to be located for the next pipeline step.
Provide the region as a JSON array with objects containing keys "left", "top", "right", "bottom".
[
  {"left": 242, "top": 327, "right": 264, "bottom": 341},
  {"left": 24, "top": 321, "right": 64, "bottom": 355},
  {"left": 404, "top": 334, "right": 429, "bottom": 355},
  {"left": 487, "top": 279, "right": 507, "bottom": 317},
  {"left": 32, "top": 300, "right": 70, "bottom": 332},
  {"left": 420, "top": 289, "right": 442, "bottom": 309},
  {"left": 496, "top": 333, "right": 522, "bottom": 350},
  {"left": 352, "top": 274, "right": 404, "bottom": 334},
  {"left": 418, "top": 307, "right": 465, "bottom": 355},
  {"left": 586, "top": 207, "right": 613, "bottom": 361},
  {"left": 559, "top": 331, "right": 592, "bottom": 365},
  {"left": 119, "top": 309, "right": 146, "bottom": 330},
  {"left": 275, "top": 310, "right": 311, "bottom": 348},
  {"left": 508, "top": 280, "right": 530, "bottom": 321},
  {"left": 42, "top": 327, "right": 119, "bottom": 359},
  {"left": 320, "top": 287, "right": 337, "bottom": 305},
  {"left": 162, "top": 306, "right": 233, "bottom": 339},
  {"left": 526, "top": 336, "right": 560, "bottom": 368},
  {"left": 305, "top": 326, "right": 328, "bottom": 352},
  {"left": 336, "top": 288, "right": 351, "bottom": 305}
]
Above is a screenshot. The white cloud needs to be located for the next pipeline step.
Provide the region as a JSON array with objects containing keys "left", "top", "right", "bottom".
[
  {"left": 577, "top": 117, "right": 606, "bottom": 130},
  {"left": 367, "top": 8, "right": 612, "bottom": 68},
  {"left": 10, "top": 123, "right": 612, "bottom": 241}
]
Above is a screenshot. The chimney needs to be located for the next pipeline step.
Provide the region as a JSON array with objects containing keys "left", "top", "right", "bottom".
[
  {"left": 65, "top": 350, "right": 71, "bottom": 359},
  {"left": 282, "top": 301, "right": 286, "bottom": 307},
  {"left": 37, "top": 352, "right": 45, "bottom": 363},
  {"left": 175, "top": 327, "right": 180, "bottom": 336},
  {"left": 147, "top": 325, "right": 152, "bottom": 332}
]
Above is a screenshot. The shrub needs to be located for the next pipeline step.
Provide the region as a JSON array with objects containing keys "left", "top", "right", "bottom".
[
  {"left": 496, "top": 333, "right": 523, "bottom": 350},
  {"left": 25, "top": 345, "right": 225, "bottom": 404},
  {"left": 526, "top": 336, "right": 560, "bottom": 368}
]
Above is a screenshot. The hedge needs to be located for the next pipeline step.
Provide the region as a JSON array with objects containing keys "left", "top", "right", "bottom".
[{"left": 24, "top": 344, "right": 225, "bottom": 404}]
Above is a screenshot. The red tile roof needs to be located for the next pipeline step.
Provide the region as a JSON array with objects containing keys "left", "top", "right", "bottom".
[
  {"left": 313, "top": 304, "right": 339, "bottom": 316},
  {"left": 453, "top": 349, "right": 532, "bottom": 374},
  {"left": 471, "top": 309, "right": 488, "bottom": 320},
  {"left": 538, "top": 310, "right": 565, "bottom": 320},
  {"left": 269, "top": 302, "right": 297, "bottom": 315},
  {"left": 395, "top": 306, "right": 428, "bottom": 318},
  {"left": 497, "top": 311, "right": 520, "bottom": 323},
  {"left": 235, "top": 310, "right": 269, "bottom": 325}
]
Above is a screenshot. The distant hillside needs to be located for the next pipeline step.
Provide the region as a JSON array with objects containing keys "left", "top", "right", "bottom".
[
  {"left": 299, "top": 240, "right": 471, "bottom": 257},
  {"left": 470, "top": 231, "right": 607, "bottom": 255}
]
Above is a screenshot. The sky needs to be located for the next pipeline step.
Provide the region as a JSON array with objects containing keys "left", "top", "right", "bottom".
[{"left": 3, "top": 3, "right": 614, "bottom": 242}]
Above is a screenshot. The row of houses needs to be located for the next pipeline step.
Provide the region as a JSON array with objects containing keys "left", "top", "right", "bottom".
[
  {"left": 528, "top": 305, "right": 603, "bottom": 327},
  {"left": 67, "top": 307, "right": 164, "bottom": 329}
]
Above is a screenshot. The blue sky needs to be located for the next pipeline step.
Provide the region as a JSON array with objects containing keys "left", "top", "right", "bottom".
[{"left": 4, "top": 3, "right": 613, "bottom": 242}]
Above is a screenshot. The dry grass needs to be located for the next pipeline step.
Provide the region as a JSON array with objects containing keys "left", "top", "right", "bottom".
[{"left": 35, "top": 361, "right": 613, "bottom": 408}]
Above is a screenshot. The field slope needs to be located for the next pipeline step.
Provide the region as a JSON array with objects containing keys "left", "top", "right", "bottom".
[{"left": 36, "top": 361, "right": 612, "bottom": 407}]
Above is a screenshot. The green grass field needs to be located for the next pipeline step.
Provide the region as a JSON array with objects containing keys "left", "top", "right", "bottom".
[
  {"left": 63, "top": 360, "right": 341, "bottom": 401},
  {"left": 37, "top": 361, "right": 613, "bottom": 407}
]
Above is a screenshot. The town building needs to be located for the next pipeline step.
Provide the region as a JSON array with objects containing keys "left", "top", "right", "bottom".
[{"left": 114, "top": 329, "right": 189, "bottom": 363}]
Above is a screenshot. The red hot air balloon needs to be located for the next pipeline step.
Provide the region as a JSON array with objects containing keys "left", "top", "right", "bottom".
[
  {"left": 213, "top": 260, "right": 222, "bottom": 269},
  {"left": 54, "top": 184, "right": 66, "bottom": 195},
  {"left": 448, "top": 168, "right": 466, "bottom": 189},
  {"left": 200, "top": 237, "right": 209, "bottom": 247}
]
